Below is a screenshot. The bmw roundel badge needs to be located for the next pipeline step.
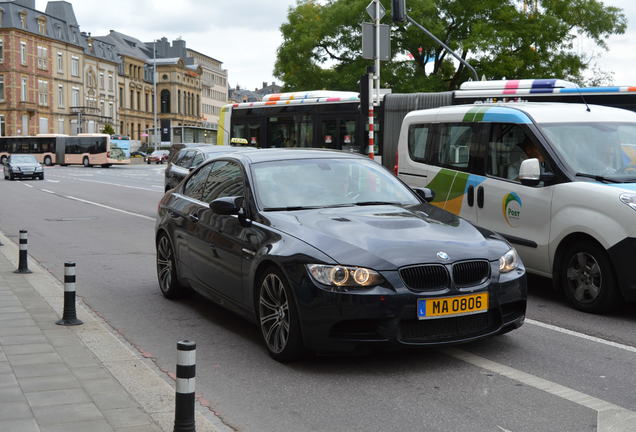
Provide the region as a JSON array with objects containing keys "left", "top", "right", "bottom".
[{"left": 437, "top": 251, "right": 449, "bottom": 260}]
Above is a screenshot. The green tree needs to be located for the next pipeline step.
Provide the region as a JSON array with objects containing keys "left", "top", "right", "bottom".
[
  {"left": 274, "top": 0, "right": 626, "bottom": 92},
  {"left": 102, "top": 123, "right": 115, "bottom": 135}
]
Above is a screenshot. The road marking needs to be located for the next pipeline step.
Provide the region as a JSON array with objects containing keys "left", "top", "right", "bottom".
[
  {"left": 45, "top": 179, "right": 60, "bottom": 183},
  {"left": 41, "top": 189, "right": 55, "bottom": 194},
  {"left": 65, "top": 177, "right": 163, "bottom": 193},
  {"left": 21, "top": 182, "right": 34, "bottom": 188},
  {"left": 527, "top": 319, "right": 636, "bottom": 354},
  {"left": 445, "top": 348, "right": 636, "bottom": 431},
  {"left": 63, "top": 195, "right": 155, "bottom": 221}
]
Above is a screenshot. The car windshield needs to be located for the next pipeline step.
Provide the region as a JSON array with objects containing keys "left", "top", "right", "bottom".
[
  {"left": 251, "top": 158, "right": 420, "bottom": 210},
  {"left": 539, "top": 122, "right": 636, "bottom": 181},
  {"left": 11, "top": 155, "right": 37, "bottom": 164}
]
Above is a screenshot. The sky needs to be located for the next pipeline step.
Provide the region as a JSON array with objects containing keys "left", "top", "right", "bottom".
[{"left": 34, "top": 0, "right": 636, "bottom": 89}]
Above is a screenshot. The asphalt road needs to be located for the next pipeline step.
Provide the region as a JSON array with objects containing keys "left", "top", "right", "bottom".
[{"left": 1, "top": 164, "right": 635, "bottom": 432}]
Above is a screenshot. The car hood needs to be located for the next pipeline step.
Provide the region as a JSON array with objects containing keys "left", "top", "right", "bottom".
[
  {"left": 264, "top": 204, "right": 507, "bottom": 270},
  {"left": 10, "top": 163, "right": 39, "bottom": 169}
]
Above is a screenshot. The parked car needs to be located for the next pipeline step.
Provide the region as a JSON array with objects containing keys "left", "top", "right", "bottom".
[
  {"left": 147, "top": 150, "right": 170, "bottom": 164},
  {"left": 130, "top": 151, "right": 148, "bottom": 159},
  {"left": 164, "top": 145, "right": 256, "bottom": 191},
  {"left": 155, "top": 149, "right": 527, "bottom": 361},
  {"left": 396, "top": 102, "right": 636, "bottom": 313},
  {"left": 3, "top": 154, "right": 44, "bottom": 180}
]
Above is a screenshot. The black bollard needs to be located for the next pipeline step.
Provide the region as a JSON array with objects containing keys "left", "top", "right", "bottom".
[
  {"left": 56, "top": 262, "right": 83, "bottom": 326},
  {"left": 174, "top": 340, "right": 196, "bottom": 432},
  {"left": 14, "top": 230, "right": 31, "bottom": 274}
]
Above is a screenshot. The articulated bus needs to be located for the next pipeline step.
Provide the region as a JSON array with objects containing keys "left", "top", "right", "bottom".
[
  {"left": 218, "top": 79, "right": 636, "bottom": 170},
  {"left": 0, "top": 133, "right": 130, "bottom": 167}
]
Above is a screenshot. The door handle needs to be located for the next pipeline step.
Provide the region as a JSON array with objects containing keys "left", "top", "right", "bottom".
[
  {"left": 467, "top": 185, "right": 474, "bottom": 207},
  {"left": 189, "top": 214, "right": 199, "bottom": 223},
  {"left": 477, "top": 186, "right": 484, "bottom": 209}
]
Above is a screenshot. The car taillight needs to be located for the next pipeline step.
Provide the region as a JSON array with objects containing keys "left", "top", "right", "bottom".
[{"left": 393, "top": 150, "right": 399, "bottom": 176}]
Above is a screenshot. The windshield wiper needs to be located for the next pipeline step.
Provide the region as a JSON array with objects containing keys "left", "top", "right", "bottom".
[
  {"left": 263, "top": 206, "right": 324, "bottom": 211},
  {"left": 575, "top": 172, "right": 624, "bottom": 183},
  {"left": 353, "top": 201, "right": 404, "bottom": 206}
]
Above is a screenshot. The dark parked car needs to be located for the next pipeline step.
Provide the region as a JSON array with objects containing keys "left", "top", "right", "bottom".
[
  {"left": 155, "top": 149, "right": 527, "bottom": 361},
  {"left": 164, "top": 145, "right": 255, "bottom": 192},
  {"left": 3, "top": 154, "right": 44, "bottom": 180},
  {"left": 147, "top": 150, "right": 170, "bottom": 164}
]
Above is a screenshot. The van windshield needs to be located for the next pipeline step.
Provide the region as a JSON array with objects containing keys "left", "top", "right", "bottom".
[{"left": 539, "top": 122, "right": 636, "bottom": 181}]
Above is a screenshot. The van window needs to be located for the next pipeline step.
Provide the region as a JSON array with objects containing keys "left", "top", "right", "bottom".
[
  {"left": 434, "top": 124, "right": 478, "bottom": 170},
  {"left": 487, "top": 124, "right": 547, "bottom": 181},
  {"left": 408, "top": 124, "right": 431, "bottom": 162}
]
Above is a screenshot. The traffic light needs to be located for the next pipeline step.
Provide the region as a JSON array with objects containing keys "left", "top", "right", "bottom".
[{"left": 392, "top": 0, "right": 407, "bottom": 22}]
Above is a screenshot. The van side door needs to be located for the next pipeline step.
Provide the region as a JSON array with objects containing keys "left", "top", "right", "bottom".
[{"left": 476, "top": 123, "right": 554, "bottom": 274}]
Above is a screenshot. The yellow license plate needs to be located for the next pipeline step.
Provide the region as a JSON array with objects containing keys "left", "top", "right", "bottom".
[{"left": 417, "top": 292, "right": 489, "bottom": 320}]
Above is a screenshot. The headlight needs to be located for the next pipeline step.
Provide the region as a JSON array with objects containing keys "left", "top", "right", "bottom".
[
  {"left": 619, "top": 193, "right": 636, "bottom": 211},
  {"left": 35, "top": 166, "right": 43, "bottom": 171},
  {"left": 499, "top": 248, "right": 519, "bottom": 273},
  {"left": 306, "top": 264, "right": 384, "bottom": 287}
]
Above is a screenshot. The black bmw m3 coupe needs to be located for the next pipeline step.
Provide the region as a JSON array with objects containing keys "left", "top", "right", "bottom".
[{"left": 155, "top": 149, "right": 527, "bottom": 361}]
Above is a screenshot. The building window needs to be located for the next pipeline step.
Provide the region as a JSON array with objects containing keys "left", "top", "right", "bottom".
[
  {"left": 108, "top": 74, "right": 113, "bottom": 91},
  {"left": 20, "top": 42, "right": 27, "bottom": 65},
  {"left": 0, "top": 75, "right": 4, "bottom": 102},
  {"left": 119, "top": 87, "right": 123, "bottom": 108},
  {"left": 99, "top": 72, "right": 104, "bottom": 89},
  {"left": 108, "top": 102, "right": 113, "bottom": 119},
  {"left": 0, "top": 39, "right": 3, "bottom": 63},
  {"left": 37, "top": 46, "right": 48, "bottom": 69},
  {"left": 57, "top": 84, "right": 64, "bottom": 107},
  {"left": 38, "top": 80, "right": 48, "bottom": 106},
  {"left": 38, "top": 18, "right": 46, "bottom": 34},
  {"left": 137, "top": 91, "right": 140, "bottom": 112},
  {"left": 19, "top": 12, "right": 26, "bottom": 29},
  {"left": 56, "top": 52, "right": 63, "bottom": 72},
  {"left": 129, "top": 89, "right": 134, "bottom": 109},
  {"left": 71, "top": 56, "right": 79, "bottom": 77},
  {"left": 21, "top": 77, "right": 28, "bottom": 101},
  {"left": 0, "top": 115, "right": 5, "bottom": 136},
  {"left": 57, "top": 118, "right": 64, "bottom": 134},
  {"left": 100, "top": 100, "right": 105, "bottom": 116},
  {"left": 39, "top": 117, "right": 48, "bottom": 134},
  {"left": 71, "top": 87, "right": 79, "bottom": 106},
  {"left": 160, "top": 89, "right": 171, "bottom": 113}
]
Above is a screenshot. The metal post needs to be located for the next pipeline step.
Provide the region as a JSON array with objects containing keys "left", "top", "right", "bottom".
[
  {"left": 56, "top": 262, "right": 83, "bottom": 326},
  {"left": 14, "top": 230, "right": 31, "bottom": 274},
  {"left": 367, "top": 70, "right": 375, "bottom": 160},
  {"left": 374, "top": 0, "right": 381, "bottom": 106},
  {"left": 174, "top": 340, "right": 196, "bottom": 432},
  {"left": 153, "top": 41, "right": 158, "bottom": 151}
]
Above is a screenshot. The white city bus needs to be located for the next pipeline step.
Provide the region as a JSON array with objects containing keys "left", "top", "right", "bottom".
[{"left": 0, "top": 133, "right": 130, "bottom": 167}]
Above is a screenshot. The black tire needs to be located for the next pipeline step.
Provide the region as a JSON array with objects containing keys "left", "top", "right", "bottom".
[
  {"left": 83, "top": 157, "right": 91, "bottom": 168},
  {"left": 102, "top": 164, "right": 111, "bottom": 168},
  {"left": 0, "top": 155, "right": 6, "bottom": 165},
  {"left": 559, "top": 240, "right": 619, "bottom": 313},
  {"left": 43, "top": 156, "right": 52, "bottom": 166},
  {"left": 156, "top": 234, "right": 187, "bottom": 299},
  {"left": 147, "top": 160, "right": 151, "bottom": 164},
  {"left": 256, "top": 267, "right": 304, "bottom": 362},
  {"left": 39, "top": 175, "right": 44, "bottom": 180}
]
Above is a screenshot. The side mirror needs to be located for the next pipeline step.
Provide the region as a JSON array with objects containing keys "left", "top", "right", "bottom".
[
  {"left": 189, "top": 167, "right": 195, "bottom": 172},
  {"left": 519, "top": 158, "right": 541, "bottom": 186},
  {"left": 413, "top": 187, "right": 435, "bottom": 203},
  {"left": 209, "top": 196, "right": 242, "bottom": 215}
]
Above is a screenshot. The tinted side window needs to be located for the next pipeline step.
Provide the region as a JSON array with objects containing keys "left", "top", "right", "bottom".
[
  {"left": 408, "top": 124, "right": 432, "bottom": 162},
  {"left": 434, "top": 124, "right": 479, "bottom": 170},
  {"left": 202, "top": 161, "right": 244, "bottom": 203},
  {"left": 183, "top": 163, "right": 213, "bottom": 200},
  {"left": 487, "top": 124, "right": 548, "bottom": 181},
  {"left": 192, "top": 152, "right": 205, "bottom": 167}
]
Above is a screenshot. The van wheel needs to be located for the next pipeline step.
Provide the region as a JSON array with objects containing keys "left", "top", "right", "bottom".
[
  {"left": 83, "top": 157, "right": 91, "bottom": 168},
  {"left": 44, "top": 156, "right": 52, "bottom": 166},
  {"left": 559, "top": 241, "right": 619, "bottom": 313}
]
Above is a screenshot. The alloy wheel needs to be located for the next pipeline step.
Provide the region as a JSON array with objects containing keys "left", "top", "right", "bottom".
[
  {"left": 565, "top": 252, "right": 602, "bottom": 304},
  {"left": 259, "top": 273, "right": 290, "bottom": 354},
  {"left": 157, "top": 236, "right": 174, "bottom": 295}
]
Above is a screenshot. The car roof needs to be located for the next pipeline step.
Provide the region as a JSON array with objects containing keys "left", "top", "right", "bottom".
[
  {"left": 226, "top": 148, "right": 369, "bottom": 164},
  {"left": 404, "top": 102, "right": 636, "bottom": 124},
  {"left": 187, "top": 145, "right": 257, "bottom": 154}
]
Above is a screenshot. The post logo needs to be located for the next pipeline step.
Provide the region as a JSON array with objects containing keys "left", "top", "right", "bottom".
[{"left": 502, "top": 192, "right": 522, "bottom": 227}]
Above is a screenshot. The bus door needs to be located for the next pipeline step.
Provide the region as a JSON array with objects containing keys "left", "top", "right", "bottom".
[
  {"left": 316, "top": 116, "right": 359, "bottom": 152},
  {"left": 55, "top": 138, "right": 66, "bottom": 165}
]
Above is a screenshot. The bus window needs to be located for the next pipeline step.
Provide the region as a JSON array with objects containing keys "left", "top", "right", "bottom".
[
  {"left": 320, "top": 119, "right": 338, "bottom": 149},
  {"left": 340, "top": 119, "right": 357, "bottom": 153},
  {"left": 269, "top": 115, "right": 313, "bottom": 148}
]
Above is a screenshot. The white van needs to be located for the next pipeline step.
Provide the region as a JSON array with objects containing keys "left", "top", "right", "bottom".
[{"left": 397, "top": 102, "right": 636, "bottom": 313}]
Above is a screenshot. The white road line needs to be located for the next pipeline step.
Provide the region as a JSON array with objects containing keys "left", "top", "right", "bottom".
[
  {"left": 45, "top": 179, "right": 60, "bottom": 183},
  {"left": 21, "top": 183, "right": 34, "bottom": 188},
  {"left": 444, "top": 348, "right": 636, "bottom": 431},
  {"left": 41, "top": 189, "right": 55, "bottom": 194},
  {"left": 56, "top": 177, "right": 163, "bottom": 193},
  {"left": 63, "top": 195, "right": 155, "bottom": 221},
  {"left": 527, "top": 319, "right": 636, "bottom": 354}
]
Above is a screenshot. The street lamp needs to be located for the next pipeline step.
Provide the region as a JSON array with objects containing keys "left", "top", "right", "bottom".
[{"left": 153, "top": 40, "right": 158, "bottom": 151}]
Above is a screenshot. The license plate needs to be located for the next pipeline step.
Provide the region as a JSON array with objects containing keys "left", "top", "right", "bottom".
[{"left": 417, "top": 292, "right": 488, "bottom": 320}]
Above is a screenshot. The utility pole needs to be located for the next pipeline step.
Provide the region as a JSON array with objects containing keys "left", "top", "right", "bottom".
[
  {"left": 153, "top": 41, "right": 158, "bottom": 151},
  {"left": 374, "top": 0, "right": 380, "bottom": 107}
]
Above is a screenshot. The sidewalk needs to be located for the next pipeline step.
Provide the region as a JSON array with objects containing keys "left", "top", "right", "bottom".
[{"left": 0, "top": 232, "right": 222, "bottom": 432}]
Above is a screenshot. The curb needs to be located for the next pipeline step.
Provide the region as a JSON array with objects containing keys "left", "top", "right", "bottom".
[{"left": 0, "top": 230, "right": 231, "bottom": 432}]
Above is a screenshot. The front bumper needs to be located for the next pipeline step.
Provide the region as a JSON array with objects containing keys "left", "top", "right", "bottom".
[
  {"left": 9, "top": 170, "right": 42, "bottom": 178},
  {"left": 290, "top": 263, "right": 527, "bottom": 352}
]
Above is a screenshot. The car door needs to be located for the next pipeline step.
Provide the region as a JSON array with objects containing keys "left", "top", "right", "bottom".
[
  {"left": 171, "top": 163, "right": 215, "bottom": 287},
  {"left": 191, "top": 160, "right": 248, "bottom": 304},
  {"left": 475, "top": 123, "right": 554, "bottom": 273}
]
